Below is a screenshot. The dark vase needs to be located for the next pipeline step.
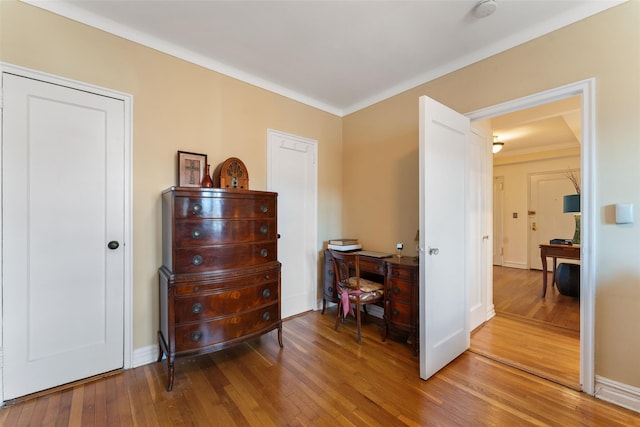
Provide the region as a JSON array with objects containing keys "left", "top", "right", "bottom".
[{"left": 201, "top": 164, "right": 214, "bottom": 188}]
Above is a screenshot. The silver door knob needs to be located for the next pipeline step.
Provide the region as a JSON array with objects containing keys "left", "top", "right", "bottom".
[{"left": 428, "top": 247, "right": 439, "bottom": 255}]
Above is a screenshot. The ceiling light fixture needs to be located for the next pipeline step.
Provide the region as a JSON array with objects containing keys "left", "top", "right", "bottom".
[
  {"left": 473, "top": 0, "right": 498, "bottom": 18},
  {"left": 492, "top": 135, "right": 504, "bottom": 154}
]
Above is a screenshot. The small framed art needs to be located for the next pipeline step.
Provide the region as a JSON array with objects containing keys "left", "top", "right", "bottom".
[{"left": 177, "top": 151, "right": 207, "bottom": 187}]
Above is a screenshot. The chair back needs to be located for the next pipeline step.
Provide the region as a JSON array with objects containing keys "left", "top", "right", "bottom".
[{"left": 329, "top": 250, "right": 361, "bottom": 291}]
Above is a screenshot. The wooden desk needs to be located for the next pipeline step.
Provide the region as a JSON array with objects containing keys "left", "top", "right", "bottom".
[
  {"left": 322, "top": 250, "right": 419, "bottom": 354},
  {"left": 539, "top": 244, "right": 580, "bottom": 297}
]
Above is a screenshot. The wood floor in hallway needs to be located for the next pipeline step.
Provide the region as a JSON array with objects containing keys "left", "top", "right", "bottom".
[{"left": 471, "top": 266, "right": 580, "bottom": 389}]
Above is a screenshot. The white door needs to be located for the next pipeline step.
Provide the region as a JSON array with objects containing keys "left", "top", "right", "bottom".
[
  {"left": 528, "top": 172, "right": 578, "bottom": 270},
  {"left": 468, "top": 128, "right": 491, "bottom": 331},
  {"left": 267, "top": 130, "right": 317, "bottom": 319},
  {"left": 419, "top": 96, "right": 471, "bottom": 379},
  {"left": 2, "top": 73, "right": 125, "bottom": 400}
]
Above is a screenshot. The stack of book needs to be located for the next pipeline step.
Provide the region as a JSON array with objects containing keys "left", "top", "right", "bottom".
[{"left": 327, "top": 238, "right": 362, "bottom": 252}]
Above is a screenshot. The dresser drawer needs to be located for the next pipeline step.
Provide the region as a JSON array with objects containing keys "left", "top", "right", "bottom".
[
  {"left": 174, "top": 219, "right": 277, "bottom": 247},
  {"left": 174, "top": 266, "right": 279, "bottom": 296},
  {"left": 175, "top": 281, "right": 279, "bottom": 323},
  {"left": 174, "top": 303, "right": 280, "bottom": 351},
  {"left": 174, "top": 242, "right": 278, "bottom": 273},
  {"left": 387, "top": 279, "right": 413, "bottom": 303},
  {"left": 386, "top": 300, "right": 412, "bottom": 326},
  {"left": 174, "top": 195, "right": 276, "bottom": 219}
]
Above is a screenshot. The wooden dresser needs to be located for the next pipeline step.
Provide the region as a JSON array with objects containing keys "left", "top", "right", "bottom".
[
  {"left": 158, "top": 187, "right": 282, "bottom": 391},
  {"left": 322, "top": 250, "right": 419, "bottom": 354}
]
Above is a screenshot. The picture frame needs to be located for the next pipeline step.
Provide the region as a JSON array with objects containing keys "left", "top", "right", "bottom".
[{"left": 177, "top": 151, "right": 207, "bottom": 187}]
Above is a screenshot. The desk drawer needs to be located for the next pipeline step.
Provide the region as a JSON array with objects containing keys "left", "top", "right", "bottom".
[
  {"left": 386, "top": 300, "right": 412, "bottom": 327},
  {"left": 359, "top": 258, "right": 385, "bottom": 276},
  {"left": 387, "top": 279, "right": 412, "bottom": 303}
]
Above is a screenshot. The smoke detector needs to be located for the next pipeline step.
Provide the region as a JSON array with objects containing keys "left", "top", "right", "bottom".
[{"left": 473, "top": 0, "right": 497, "bottom": 18}]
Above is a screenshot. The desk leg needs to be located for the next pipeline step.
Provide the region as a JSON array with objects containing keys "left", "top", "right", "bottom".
[
  {"left": 552, "top": 257, "right": 557, "bottom": 288},
  {"left": 541, "top": 253, "right": 548, "bottom": 298}
]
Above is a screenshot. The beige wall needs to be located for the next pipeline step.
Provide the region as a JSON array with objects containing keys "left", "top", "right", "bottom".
[
  {"left": 343, "top": 1, "right": 640, "bottom": 387},
  {"left": 494, "top": 153, "right": 581, "bottom": 267},
  {"left": 0, "top": 0, "right": 343, "bottom": 350}
]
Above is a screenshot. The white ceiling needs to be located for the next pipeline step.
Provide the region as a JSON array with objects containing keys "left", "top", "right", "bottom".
[
  {"left": 24, "top": 0, "right": 624, "bottom": 117},
  {"left": 491, "top": 95, "right": 582, "bottom": 157}
]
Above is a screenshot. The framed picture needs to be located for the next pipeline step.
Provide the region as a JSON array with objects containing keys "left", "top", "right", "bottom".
[{"left": 177, "top": 151, "right": 207, "bottom": 187}]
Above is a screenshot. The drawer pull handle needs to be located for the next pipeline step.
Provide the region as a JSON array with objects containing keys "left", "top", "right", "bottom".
[
  {"left": 260, "top": 204, "right": 268, "bottom": 213},
  {"left": 192, "top": 255, "right": 203, "bottom": 266},
  {"left": 393, "top": 286, "right": 401, "bottom": 295},
  {"left": 265, "top": 274, "right": 271, "bottom": 280},
  {"left": 392, "top": 308, "right": 399, "bottom": 317},
  {"left": 191, "top": 303, "right": 203, "bottom": 314},
  {"left": 194, "top": 286, "right": 200, "bottom": 293},
  {"left": 262, "top": 288, "right": 271, "bottom": 298},
  {"left": 192, "top": 228, "right": 202, "bottom": 239},
  {"left": 260, "top": 248, "right": 268, "bottom": 257},
  {"left": 260, "top": 224, "right": 268, "bottom": 235},
  {"left": 191, "top": 331, "right": 203, "bottom": 342},
  {"left": 191, "top": 203, "right": 202, "bottom": 215},
  {"left": 262, "top": 312, "right": 271, "bottom": 321}
]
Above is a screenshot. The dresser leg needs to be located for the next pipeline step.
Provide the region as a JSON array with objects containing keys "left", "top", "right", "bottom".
[
  {"left": 156, "top": 342, "right": 163, "bottom": 363},
  {"left": 321, "top": 298, "right": 326, "bottom": 314},
  {"left": 277, "top": 324, "right": 284, "bottom": 348},
  {"left": 167, "top": 357, "right": 175, "bottom": 391}
]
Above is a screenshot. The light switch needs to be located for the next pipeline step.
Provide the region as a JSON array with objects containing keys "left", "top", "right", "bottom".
[{"left": 615, "top": 203, "right": 634, "bottom": 224}]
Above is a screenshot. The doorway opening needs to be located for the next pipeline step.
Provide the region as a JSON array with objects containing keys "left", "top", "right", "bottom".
[{"left": 467, "top": 79, "right": 594, "bottom": 395}]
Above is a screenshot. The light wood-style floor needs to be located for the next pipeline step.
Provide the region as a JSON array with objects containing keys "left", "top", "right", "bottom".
[
  {"left": 3, "top": 301, "right": 639, "bottom": 425},
  {"left": 471, "top": 266, "right": 581, "bottom": 390}
]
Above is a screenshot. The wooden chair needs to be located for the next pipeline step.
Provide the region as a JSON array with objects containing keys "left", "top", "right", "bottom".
[{"left": 329, "top": 250, "right": 385, "bottom": 344}]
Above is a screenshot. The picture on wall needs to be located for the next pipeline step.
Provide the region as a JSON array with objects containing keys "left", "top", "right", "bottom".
[{"left": 177, "top": 151, "right": 207, "bottom": 187}]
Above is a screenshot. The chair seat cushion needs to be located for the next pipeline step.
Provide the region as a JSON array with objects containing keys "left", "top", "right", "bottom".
[
  {"left": 338, "top": 277, "right": 384, "bottom": 302},
  {"left": 345, "top": 277, "right": 383, "bottom": 292}
]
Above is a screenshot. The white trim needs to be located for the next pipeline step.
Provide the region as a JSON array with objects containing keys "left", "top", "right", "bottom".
[
  {"left": 595, "top": 375, "right": 640, "bottom": 414},
  {"left": 19, "top": 0, "right": 341, "bottom": 117},
  {"left": 132, "top": 344, "right": 158, "bottom": 369},
  {"left": 0, "top": 62, "right": 134, "bottom": 402},
  {"left": 20, "top": 0, "right": 624, "bottom": 117},
  {"left": 467, "top": 78, "right": 596, "bottom": 396},
  {"left": 502, "top": 261, "right": 528, "bottom": 270}
]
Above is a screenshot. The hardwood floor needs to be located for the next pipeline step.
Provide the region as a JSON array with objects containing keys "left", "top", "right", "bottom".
[
  {"left": 471, "top": 266, "right": 580, "bottom": 390},
  {"left": 3, "top": 307, "right": 638, "bottom": 426},
  {"left": 491, "top": 265, "right": 580, "bottom": 331}
]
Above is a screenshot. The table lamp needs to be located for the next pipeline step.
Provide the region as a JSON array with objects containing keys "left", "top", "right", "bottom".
[{"left": 563, "top": 194, "right": 580, "bottom": 244}]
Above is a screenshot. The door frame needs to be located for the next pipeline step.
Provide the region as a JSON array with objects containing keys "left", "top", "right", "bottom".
[
  {"left": 466, "top": 78, "right": 595, "bottom": 395},
  {"left": 0, "top": 63, "right": 133, "bottom": 402}
]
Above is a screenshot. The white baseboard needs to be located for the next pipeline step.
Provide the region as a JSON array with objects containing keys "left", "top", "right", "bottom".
[
  {"left": 595, "top": 375, "right": 640, "bottom": 413},
  {"left": 132, "top": 344, "right": 159, "bottom": 368},
  {"left": 501, "top": 262, "right": 528, "bottom": 269}
]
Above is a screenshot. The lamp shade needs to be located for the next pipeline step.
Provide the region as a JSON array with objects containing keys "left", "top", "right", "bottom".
[{"left": 563, "top": 194, "right": 580, "bottom": 213}]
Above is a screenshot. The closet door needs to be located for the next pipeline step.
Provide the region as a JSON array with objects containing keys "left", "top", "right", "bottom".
[{"left": 2, "top": 73, "right": 125, "bottom": 400}]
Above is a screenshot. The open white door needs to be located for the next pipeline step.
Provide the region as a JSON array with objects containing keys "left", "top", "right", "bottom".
[{"left": 419, "top": 96, "right": 471, "bottom": 379}]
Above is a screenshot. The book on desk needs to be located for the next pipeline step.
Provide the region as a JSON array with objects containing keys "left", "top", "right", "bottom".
[{"left": 328, "top": 238, "right": 362, "bottom": 252}]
